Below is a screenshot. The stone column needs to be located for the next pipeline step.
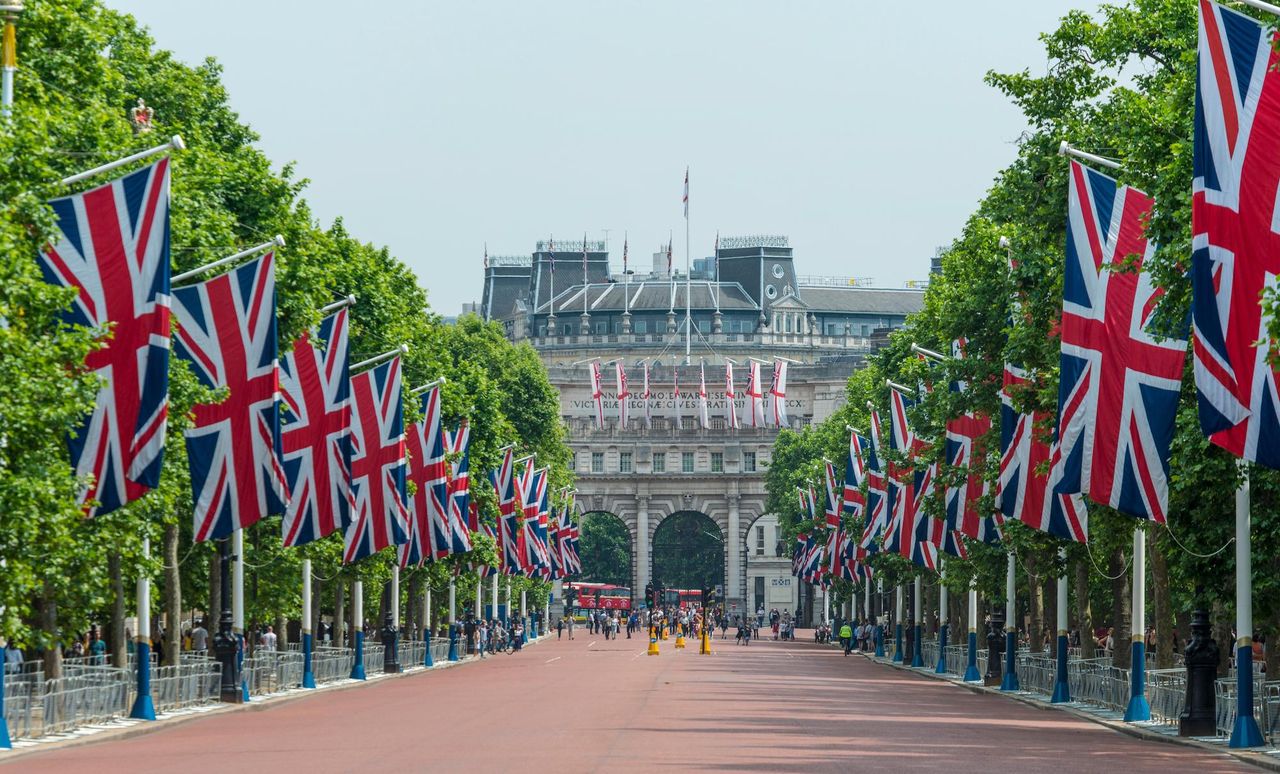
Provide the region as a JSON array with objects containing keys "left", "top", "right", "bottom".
[
  {"left": 727, "top": 494, "right": 742, "bottom": 614},
  {"left": 635, "top": 498, "right": 650, "bottom": 599}
]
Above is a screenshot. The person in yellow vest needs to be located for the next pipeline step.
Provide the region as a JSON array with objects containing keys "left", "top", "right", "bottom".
[{"left": 839, "top": 621, "right": 854, "bottom": 656}]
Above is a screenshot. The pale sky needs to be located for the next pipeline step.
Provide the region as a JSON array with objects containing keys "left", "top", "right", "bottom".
[{"left": 106, "top": 1, "right": 1097, "bottom": 314}]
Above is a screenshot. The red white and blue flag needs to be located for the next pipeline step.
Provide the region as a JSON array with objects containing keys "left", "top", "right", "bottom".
[
  {"left": 997, "top": 364, "right": 1088, "bottom": 542},
  {"left": 173, "top": 252, "right": 288, "bottom": 541},
  {"left": 1059, "top": 160, "right": 1186, "bottom": 522},
  {"left": 39, "top": 159, "right": 172, "bottom": 517},
  {"left": 489, "top": 448, "right": 522, "bottom": 575},
  {"left": 280, "top": 309, "right": 353, "bottom": 547},
  {"left": 944, "top": 340, "right": 1001, "bottom": 544},
  {"left": 446, "top": 419, "right": 474, "bottom": 553},
  {"left": 1190, "top": 0, "right": 1280, "bottom": 468},
  {"left": 861, "top": 409, "right": 889, "bottom": 550},
  {"left": 882, "top": 386, "right": 919, "bottom": 556},
  {"left": 344, "top": 356, "right": 408, "bottom": 562}
]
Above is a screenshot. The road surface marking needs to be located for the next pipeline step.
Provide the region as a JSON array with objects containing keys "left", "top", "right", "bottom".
[{"left": 545, "top": 656, "right": 561, "bottom": 664}]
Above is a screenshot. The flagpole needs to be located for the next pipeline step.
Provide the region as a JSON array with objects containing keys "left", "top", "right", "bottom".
[
  {"left": 1231, "top": 463, "right": 1264, "bottom": 746},
  {"left": 1001, "top": 551, "right": 1019, "bottom": 691},
  {"left": 60, "top": 135, "right": 187, "bottom": 187},
  {"left": 447, "top": 580, "right": 458, "bottom": 661},
  {"left": 232, "top": 529, "right": 249, "bottom": 700},
  {"left": 352, "top": 344, "right": 409, "bottom": 373},
  {"left": 894, "top": 585, "right": 904, "bottom": 663},
  {"left": 935, "top": 560, "right": 949, "bottom": 674},
  {"left": 964, "top": 576, "right": 980, "bottom": 681},
  {"left": 0, "top": 2, "right": 23, "bottom": 120},
  {"left": 320, "top": 294, "right": 357, "bottom": 315},
  {"left": 911, "top": 575, "right": 924, "bottom": 667},
  {"left": 301, "top": 558, "right": 316, "bottom": 688},
  {"left": 128, "top": 536, "right": 155, "bottom": 720},
  {"left": 172, "top": 235, "right": 285, "bottom": 285},
  {"left": 350, "top": 579, "right": 366, "bottom": 679},
  {"left": 685, "top": 168, "right": 692, "bottom": 365},
  {"left": 1051, "top": 547, "right": 1070, "bottom": 701}
]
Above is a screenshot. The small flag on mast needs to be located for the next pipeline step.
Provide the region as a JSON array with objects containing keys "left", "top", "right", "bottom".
[
  {"left": 683, "top": 167, "right": 689, "bottom": 219},
  {"left": 548, "top": 236, "right": 555, "bottom": 274},
  {"left": 582, "top": 231, "right": 588, "bottom": 281},
  {"left": 483, "top": 243, "right": 488, "bottom": 270},
  {"left": 666, "top": 239, "right": 673, "bottom": 276},
  {"left": 623, "top": 234, "right": 628, "bottom": 274}
]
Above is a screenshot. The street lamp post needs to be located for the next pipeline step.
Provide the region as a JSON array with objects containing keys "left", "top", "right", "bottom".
[{"left": 213, "top": 537, "right": 243, "bottom": 703}]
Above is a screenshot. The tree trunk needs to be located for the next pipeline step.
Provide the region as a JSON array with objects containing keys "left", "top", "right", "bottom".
[
  {"left": 41, "top": 579, "right": 61, "bottom": 679},
  {"left": 109, "top": 553, "right": 126, "bottom": 668},
  {"left": 208, "top": 545, "right": 222, "bottom": 638},
  {"left": 1150, "top": 538, "right": 1175, "bottom": 668},
  {"left": 274, "top": 613, "right": 287, "bottom": 648},
  {"left": 163, "top": 522, "right": 181, "bottom": 665},
  {"left": 1213, "top": 598, "right": 1233, "bottom": 677},
  {"left": 334, "top": 579, "right": 346, "bottom": 649},
  {"left": 1111, "top": 547, "right": 1132, "bottom": 669},
  {"left": 1075, "top": 558, "right": 1096, "bottom": 658}
]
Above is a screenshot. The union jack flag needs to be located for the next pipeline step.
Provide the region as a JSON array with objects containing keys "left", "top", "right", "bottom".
[
  {"left": 589, "top": 361, "right": 605, "bottom": 429},
  {"left": 843, "top": 430, "right": 867, "bottom": 519},
  {"left": 280, "top": 309, "right": 352, "bottom": 547},
  {"left": 1059, "top": 160, "right": 1186, "bottom": 522},
  {"left": 861, "top": 408, "right": 889, "bottom": 550},
  {"left": 405, "top": 385, "right": 452, "bottom": 562},
  {"left": 519, "top": 465, "right": 550, "bottom": 576},
  {"left": 344, "top": 357, "right": 408, "bottom": 562},
  {"left": 173, "top": 252, "right": 287, "bottom": 541},
  {"left": 882, "top": 386, "right": 922, "bottom": 555},
  {"left": 547, "top": 509, "right": 565, "bottom": 580},
  {"left": 997, "top": 364, "right": 1088, "bottom": 542},
  {"left": 564, "top": 492, "right": 582, "bottom": 573},
  {"left": 906, "top": 465, "right": 939, "bottom": 570},
  {"left": 446, "top": 419, "right": 474, "bottom": 553},
  {"left": 944, "top": 340, "right": 1001, "bottom": 543},
  {"left": 822, "top": 460, "right": 844, "bottom": 578},
  {"left": 769, "top": 360, "right": 789, "bottom": 426},
  {"left": 1191, "top": 0, "right": 1280, "bottom": 468},
  {"left": 489, "top": 448, "right": 523, "bottom": 574},
  {"left": 39, "top": 159, "right": 172, "bottom": 517},
  {"left": 724, "top": 362, "right": 740, "bottom": 429}
]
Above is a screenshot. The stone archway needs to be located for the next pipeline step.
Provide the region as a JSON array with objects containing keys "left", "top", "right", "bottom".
[{"left": 650, "top": 511, "right": 725, "bottom": 599}]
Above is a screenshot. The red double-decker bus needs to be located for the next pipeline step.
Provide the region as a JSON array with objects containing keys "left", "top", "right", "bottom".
[
  {"left": 660, "top": 588, "right": 703, "bottom": 609},
  {"left": 564, "top": 582, "right": 632, "bottom": 612}
]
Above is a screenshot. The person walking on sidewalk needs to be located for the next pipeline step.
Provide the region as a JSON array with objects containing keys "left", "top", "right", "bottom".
[{"left": 840, "top": 621, "right": 854, "bottom": 655}]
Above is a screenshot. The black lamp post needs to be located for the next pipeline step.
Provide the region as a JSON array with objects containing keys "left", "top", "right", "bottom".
[
  {"left": 213, "top": 537, "right": 242, "bottom": 703},
  {"left": 1180, "top": 607, "right": 1218, "bottom": 736},
  {"left": 382, "top": 580, "right": 400, "bottom": 674},
  {"left": 984, "top": 605, "right": 1004, "bottom": 687}
]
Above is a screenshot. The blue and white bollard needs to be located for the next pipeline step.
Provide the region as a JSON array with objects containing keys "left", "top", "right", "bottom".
[
  {"left": 350, "top": 580, "right": 366, "bottom": 680},
  {"left": 1000, "top": 552, "right": 1019, "bottom": 692},
  {"left": 129, "top": 537, "right": 156, "bottom": 720},
  {"left": 935, "top": 623, "right": 948, "bottom": 675},
  {"left": 874, "top": 623, "right": 885, "bottom": 658},
  {"left": 1124, "top": 528, "right": 1151, "bottom": 722},
  {"left": 911, "top": 577, "right": 923, "bottom": 668},
  {"left": 964, "top": 629, "right": 981, "bottom": 683},
  {"left": 232, "top": 530, "right": 249, "bottom": 701},
  {"left": 893, "top": 584, "right": 904, "bottom": 663},
  {"left": 447, "top": 623, "right": 459, "bottom": 662},
  {"left": 1051, "top": 550, "right": 1070, "bottom": 703},
  {"left": 301, "top": 559, "right": 315, "bottom": 689},
  {"left": 0, "top": 643, "right": 10, "bottom": 749},
  {"left": 1230, "top": 468, "right": 1263, "bottom": 747},
  {"left": 424, "top": 628, "right": 433, "bottom": 667}
]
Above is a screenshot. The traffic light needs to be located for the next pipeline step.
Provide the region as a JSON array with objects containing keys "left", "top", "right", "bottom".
[
  {"left": 644, "top": 583, "right": 654, "bottom": 609},
  {"left": 703, "top": 585, "right": 716, "bottom": 607}
]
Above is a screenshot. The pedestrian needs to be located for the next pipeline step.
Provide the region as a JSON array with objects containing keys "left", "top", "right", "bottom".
[
  {"left": 557, "top": 616, "right": 564, "bottom": 640},
  {"left": 567, "top": 613, "right": 576, "bottom": 640},
  {"left": 513, "top": 621, "right": 524, "bottom": 651},
  {"left": 190, "top": 620, "right": 209, "bottom": 654},
  {"left": 478, "top": 621, "right": 489, "bottom": 658},
  {"left": 260, "top": 625, "right": 278, "bottom": 651},
  {"left": 840, "top": 620, "right": 854, "bottom": 655}
]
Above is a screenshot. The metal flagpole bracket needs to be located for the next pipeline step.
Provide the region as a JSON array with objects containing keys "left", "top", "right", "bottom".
[
  {"left": 910, "top": 343, "right": 947, "bottom": 362},
  {"left": 886, "top": 379, "right": 916, "bottom": 396},
  {"left": 569, "top": 356, "right": 602, "bottom": 367},
  {"left": 409, "top": 376, "right": 446, "bottom": 396},
  {"left": 1057, "top": 140, "right": 1122, "bottom": 171},
  {"left": 61, "top": 135, "right": 186, "bottom": 187},
  {"left": 1234, "top": 0, "right": 1280, "bottom": 17},
  {"left": 845, "top": 424, "right": 861, "bottom": 435},
  {"left": 352, "top": 343, "right": 408, "bottom": 373},
  {"left": 320, "top": 294, "right": 357, "bottom": 314},
  {"left": 172, "top": 234, "right": 285, "bottom": 285}
]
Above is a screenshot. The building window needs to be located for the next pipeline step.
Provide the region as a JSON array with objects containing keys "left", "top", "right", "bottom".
[
  {"left": 711, "top": 452, "right": 723, "bottom": 473},
  {"left": 682, "top": 452, "right": 694, "bottom": 473},
  {"left": 682, "top": 417, "right": 697, "bottom": 430},
  {"left": 756, "top": 526, "right": 765, "bottom": 556},
  {"left": 619, "top": 451, "right": 632, "bottom": 473},
  {"left": 591, "top": 452, "right": 604, "bottom": 473},
  {"left": 595, "top": 321, "right": 607, "bottom": 334},
  {"left": 754, "top": 576, "right": 766, "bottom": 611},
  {"left": 653, "top": 452, "right": 666, "bottom": 473},
  {"left": 635, "top": 319, "right": 647, "bottom": 334},
  {"left": 743, "top": 451, "right": 757, "bottom": 472}
]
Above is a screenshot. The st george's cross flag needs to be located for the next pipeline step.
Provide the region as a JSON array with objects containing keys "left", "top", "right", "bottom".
[
  {"left": 1190, "top": 0, "right": 1280, "bottom": 468},
  {"left": 37, "top": 160, "right": 173, "bottom": 517},
  {"left": 445, "top": 419, "right": 474, "bottom": 554},
  {"left": 944, "top": 340, "right": 1002, "bottom": 544},
  {"left": 1058, "top": 160, "right": 1186, "bottom": 522},
  {"left": 642, "top": 362, "right": 653, "bottom": 430},
  {"left": 997, "top": 364, "right": 1088, "bottom": 542},
  {"left": 745, "top": 360, "right": 765, "bottom": 427},
  {"left": 489, "top": 448, "right": 523, "bottom": 575},
  {"left": 769, "top": 359, "right": 789, "bottom": 427},
  {"left": 280, "top": 308, "right": 353, "bottom": 547},
  {"left": 173, "top": 252, "right": 288, "bottom": 541},
  {"left": 343, "top": 356, "right": 409, "bottom": 563},
  {"left": 589, "top": 361, "right": 606, "bottom": 430},
  {"left": 616, "top": 362, "right": 631, "bottom": 428},
  {"left": 401, "top": 384, "right": 445, "bottom": 566},
  {"left": 698, "top": 362, "right": 711, "bottom": 429},
  {"left": 724, "top": 361, "right": 741, "bottom": 429}
]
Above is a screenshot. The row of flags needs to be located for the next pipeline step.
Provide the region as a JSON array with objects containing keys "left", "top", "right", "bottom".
[
  {"left": 487, "top": 447, "right": 581, "bottom": 580},
  {"left": 825, "top": 0, "right": 1274, "bottom": 569},
  {"left": 588, "top": 358, "right": 789, "bottom": 430},
  {"left": 34, "top": 157, "right": 575, "bottom": 576}
]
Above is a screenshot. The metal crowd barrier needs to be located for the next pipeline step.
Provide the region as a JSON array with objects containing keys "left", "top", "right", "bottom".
[
  {"left": 146, "top": 661, "right": 221, "bottom": 714},
  {"left": 38, "top": 667, "right": 131, "bottom": 736}
]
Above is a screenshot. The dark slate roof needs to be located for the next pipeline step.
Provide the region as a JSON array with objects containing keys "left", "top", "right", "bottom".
[
  {"left": 540, "top": 281, "right": 758, "bottom": 314},
  {"left": 796, "top": 286, "right": 924, "bottom": 315}
]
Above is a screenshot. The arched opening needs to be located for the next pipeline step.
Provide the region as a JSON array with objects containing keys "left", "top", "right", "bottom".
[
  {"left": 577, "top": 511, "right": 632, "bottom": 587},
  {"left": 743, "top": 513, "right": 799, "bottom": 628},
  {"left": 651, "top": 511, "right": 725, "bottom": 601}
]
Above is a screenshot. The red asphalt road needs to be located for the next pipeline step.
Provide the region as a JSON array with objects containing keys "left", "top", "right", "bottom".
[{"left": 8, "top": 632, "right": 1258, "bottom": 773}]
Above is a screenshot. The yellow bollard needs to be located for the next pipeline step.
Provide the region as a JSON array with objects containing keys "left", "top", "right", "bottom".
[
  {"left": 647, "top": 628, "right": 660, "bottom": 656},
  {"left": 661, "top": 626, "right": 668, "bottom": 641},
  {"left": 675, "top": 633, "right": 686, "bottom": 649},
  {"left": 700, "top": 628, "right": 712, "bottom": 655}
]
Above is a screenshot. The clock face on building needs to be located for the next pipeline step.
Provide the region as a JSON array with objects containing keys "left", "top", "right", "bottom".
[{"left": 771, "top": 263, "right": 785, "bottom": 278}]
